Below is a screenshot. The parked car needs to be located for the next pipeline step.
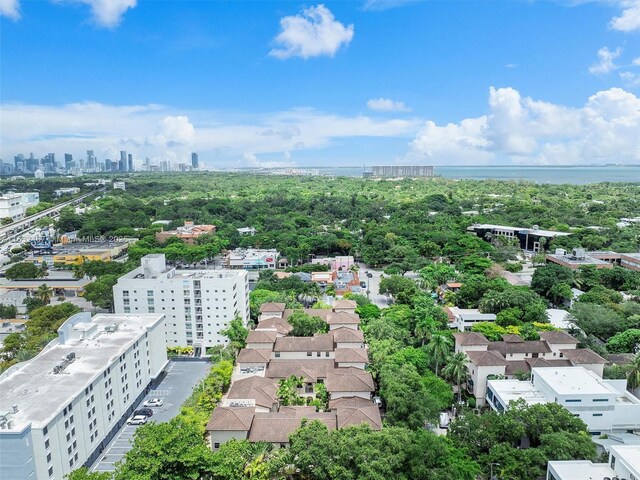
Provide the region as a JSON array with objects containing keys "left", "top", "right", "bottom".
[
  {"left": 134, "top": 408, "right": 153, "bottom": 417},
  {"left": 373, "top": 396, "right": 383, "bottom": 408},
  {"left": 126, "top": 415, "right": 147, "bottom": 425},
  {"left": 143, "top": 398, "right": 164, "bottom": 407},
  {"left": 360, "top": 281, "right": 366, "bottom": 288}
]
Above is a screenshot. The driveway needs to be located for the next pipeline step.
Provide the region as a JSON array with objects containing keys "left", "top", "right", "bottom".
[
  {"left": 90, "top": 360, "right": 211, "bottom": 473},
  {"left": 358, "top": 264, "right": 391, "bottom": 308}
]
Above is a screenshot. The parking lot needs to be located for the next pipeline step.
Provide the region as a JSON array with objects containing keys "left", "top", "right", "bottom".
[{"left": 91, "top": 360, "right": 211, "bottom": 473}]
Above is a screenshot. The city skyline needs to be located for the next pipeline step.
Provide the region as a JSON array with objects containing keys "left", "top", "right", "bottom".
[{"left": 1, "top": 1, "right": 640, "bottom": 167}]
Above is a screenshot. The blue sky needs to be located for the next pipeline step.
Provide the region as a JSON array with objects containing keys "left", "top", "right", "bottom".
[{"left": 1, "top": 0, "right": 640, "bottom": 168}]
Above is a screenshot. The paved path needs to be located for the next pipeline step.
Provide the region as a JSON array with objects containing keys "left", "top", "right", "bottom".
[{"left": 91, "top": 360, "right": 211, "bottom": 473}]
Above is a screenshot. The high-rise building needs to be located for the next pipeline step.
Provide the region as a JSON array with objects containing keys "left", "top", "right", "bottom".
[
  {"left": 105, "top": 159, "right": 113, "bottom": 172},
  {"left": 64, "top": 154, "right": 73, "bottom": 170},
  {"left": 0, "top": 312, "right": 168, "bottom": 480},
  {"left": 119, "top": 151, "right": 127, "bottom": 172},
  {"left": 127, "top": 154, "right": 133, "bottom": 172},
  {"left": 86, "top": 150, "right": 96, "bottom": 170},
  {"left": 113, "top": 254, "right": 249, "bottom": 357},
  {"left": 191, "top": 152, "right": 199, "bottom": 169}
]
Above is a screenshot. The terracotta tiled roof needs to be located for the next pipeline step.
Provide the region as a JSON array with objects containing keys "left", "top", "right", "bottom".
[
  {"left": 259, "top": 303, "right": 286, "bottom": 313},
  {"left": 453, "top": 332, "right": 491, "bottom": 346},
  {"left": 248, "top": 411, "right": 336, "bottom": 443},
  {"left": 325, "top": 368, "right": 375, "bottom": 393},
  {"left": 488, "top": 340, "right": 552, "bottom": 355},
  {"left": 206, "top": 407, "right": 255, "bottom": 432},
  {"left": 335, "top": 348, "right": 369, "bottom": 364},
  {"left": 266, "top": 359, "right": 336, "bottom": 382},
  {"left": 466, "top": 350, "right": 509, "bottom": 367},
  {"left": 329, "top": 396, "right": 374, "bottom": 410},
  {"left": 255, "top": 318, "right": 293, "bottom": 335},
  {"left": 561, "top": 348, "right": 608, "bottom": 365},
  {"left": 326, "top": 312, "right": 361, "bottom": 325},
  {"left": 333, "top": 300, "right": 357, "bottom": 309},
  {"left": 246, "top": 330, "right": 278, "bottom": 345},
  {"left": 274, "top": 333, "right": 334, "bottom": 352},
  {"left": 237, "top": 349, "right": 272, "bottom": 364},
  {"left": 539, "top": 331, "right": 579, "bottom": 345},
  {"left": 331, "top": 327, "right": 364, "bottom": 344},
  {"left": 227, "top": 376, "right": 278, "bottom": 409},
  {"left": 501, "top": 334, "right": 524, "bottom": 343},
  {"left": 336, "top": 406, "right": 382, "bottom": 430}
]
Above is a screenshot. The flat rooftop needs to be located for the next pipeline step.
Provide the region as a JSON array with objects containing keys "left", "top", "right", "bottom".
[
  {"left": 488, "top": 379, "right": 549, "bottom": 405},
  {"left": 533, "top": 367, "right": 617, "bottom": 396},
  {"left": 546, "top": 253, "right": 611, "bottom": 266},
  {"left": 0, "top": 278, "right": 91, "bottom": 289},
  {"left": 121, "top": 266, "right": 247, "bottom": 281},
  {"left": 468, "top": 224, "right": 571, "bottom": 237},
  {"left": 0, "top": 313, "right": 164, "bottom": 432},
  {"left": 612, "top": 445, "right": 640, "bottom": 476},
  {"left": 548, "top": 460, "right": 614, "bottom": 479}
]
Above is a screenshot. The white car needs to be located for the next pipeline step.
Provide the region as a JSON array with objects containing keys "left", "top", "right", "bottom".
[
  {"left": 126, "top": 415, "right": 147, "bottom": 426},
  {"left": 143, "top": 398, "right": 164, "bottom": 407}
]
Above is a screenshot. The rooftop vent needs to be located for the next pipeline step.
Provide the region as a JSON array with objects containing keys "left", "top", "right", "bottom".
[{"left": 104, "top": 324, "right": 118, "bottom": 333}]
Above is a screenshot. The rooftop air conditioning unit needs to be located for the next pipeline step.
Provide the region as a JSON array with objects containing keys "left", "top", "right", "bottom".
[
  {"left": 572, "top": 248, "right": 586, "bottom": 260},
  {"left": 555, "top": 248, "right": 566, "bottom": 256},
  {"left": 532, "top": 225, "right": 539, "bottom": 230}
]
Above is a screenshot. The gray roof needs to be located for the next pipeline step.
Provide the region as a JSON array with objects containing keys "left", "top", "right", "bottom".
[
  {"left": 259, "top": 303, "right": 286, "bottom": 313},
  {"left": 331, "top": 327, "right": 365, "bottom": 344},
  {"left": 335, "top": 348, "right": 369, "bottom": 364},
  {"left": 248, "top": 410, "right": 336, "bottom": 443},
  {"left": 488, "top": 340, "right": 552, "bottom": 355},
  {"left": 336, "top": 406, "right": 382, "bottom": 430},
  {"left": 246, "top": 330, "right": 278, "bottom": 345},
  {"left": 326, "top": 312, "right": 361, "bottom": 325}
]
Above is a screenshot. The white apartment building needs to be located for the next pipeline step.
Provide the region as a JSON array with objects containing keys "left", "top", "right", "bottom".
[
  {"left": 487, "top": 367, "right": 640, "bottom": 434},
  {"left": 547, "top": 445, "right": 640, "bottom": 480},
  {"left": 0, "top": 192, "right": 40, "bottom": 221},
  {"left": 113, "top": 254, "right": 249, "bottom": 355},
  {"left": 0, "top": 312, "right": 167, "bottom": 480}
]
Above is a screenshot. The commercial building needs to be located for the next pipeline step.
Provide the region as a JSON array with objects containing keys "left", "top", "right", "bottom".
[
  {"left": 547, "top": 445, "right": 640, "bottom": 480},
  {"left": 113, "top": 254, "right": 249, "bottom": 356},
  {"left": 155, "top": 221, "right": 216, "bottom": 245},
  {"left": 454, "top": 331, "right": 607, "bottom": 406},
  {"left": 54, "top": 188, "right": 80, "bottom": 197},
  {"left": 467, "top": 223, "right": 571, "bottom": 252},
  {"left": 487, "top": 367, "right": 640, "bottom": 434},
  {"left": 207, "top": 301, "right": 379, "bottom": 450},
  {"left": 0, "top": 312, "right": 167, "bottom": 480},
  {"left": 191, "top": 152, "right": 199, "bottom": 169},
  {"left": 32, "top": 240, "right": 132, "bottom": 265},
  {"left": 113, "top": 181, "right": 126, "bottom": 191},
  {"left": 226, "top": 248, "right": 282, "bottom": 270},
  {"left": 311, "top": 256, "right": 355, "bottom": 271},
  {"left": 545, "top": 248, "right": 640, "bottom": 273},
  {"left": 0, "top": 192, "right": 40, "bottom": 221},
  {"left": 364, "top": 165, "right": 434, "bottom": 177}
]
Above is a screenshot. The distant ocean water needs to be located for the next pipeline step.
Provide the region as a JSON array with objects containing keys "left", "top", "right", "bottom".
[{"left": 308, "top": 166, "right": 640, "bottom": 184}]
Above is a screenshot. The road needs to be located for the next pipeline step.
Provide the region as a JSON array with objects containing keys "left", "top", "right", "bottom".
[
  {"left": 91, "top": 360, "right": 211, "bottom": 473},
  {"left": 0, "top": 189, "right": 103, "bottom": 240},
  {"left": 358, "top": 263, "right": 390, "bottom": 308}
]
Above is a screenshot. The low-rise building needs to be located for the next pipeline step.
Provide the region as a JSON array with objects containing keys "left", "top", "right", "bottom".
[
  {"left": 36, "top": 240, "right": 132, "bottom": 265},
  {"left": 454, "top": 331, "right": 607, "bottom": 406},
  {"left": 155, "top": 221, "right": 216, "bottom": 245},
  {"left": 113, "top": 254, "right": 249, "bottom": 356},
  {"left": 54, "top": 188, "right": 80, "bottom": 197},
  {"left": 0, "top": 192, "right": 40, "bottom": 221},
  {"left": 547, "top": 444, "right": 640, "bottom": 480},
  {"left": 487, "top": 367, "right": 640, "bottom": 433},
  {"left": 0, "top": 312, "right": 167, "bottom": 480},
  {"left": 447, "top": 307, "right": 497, "bottom": 332},
  {"left": 226, "top": 249, "right": 281, "bottom": 270},
  {"left": 467, "top": 223, "right": 571, "bottom": 252},
  {"left": 311, "top": 256, "right": 355, "bottom": 271}
]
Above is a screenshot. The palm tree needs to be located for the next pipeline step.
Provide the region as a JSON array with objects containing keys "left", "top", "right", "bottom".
[
  {"left": 443, "top": 352, "right": 469, "bottom": 402},
  {"left": 425, "top": 333, "right": 452, "bottom": 377},
  {"left": 627, "top": 354, "right": 640, "bottom": 394},
  {"left": 414, "top": 316, "right": 437, "bottom": 347},
  {"left": 36, "top": 284, "right": 53, "bottom": 305}
]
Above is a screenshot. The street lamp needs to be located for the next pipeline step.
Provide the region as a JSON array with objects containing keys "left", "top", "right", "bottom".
[{"left": 490, "top": 462, "right": 500, "bottom": 480}]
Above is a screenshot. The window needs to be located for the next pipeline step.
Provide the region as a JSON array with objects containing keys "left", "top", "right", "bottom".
[
  {"left": 44, "top": 439, "right": 50, "bottom": 449},
  {"left": 593, "top": 413, "right": 603, "bottom": 417},
  {"left": 48, "top": 467, "right": 53, "bottom": 477},
  {"left": 214, "top": 443, "right": 220, "bottom": 449},
  {"left": 592, "top": 398, "right": 608, "bottom": 402},
  {"left": 307, "top": 352, "right": 312, "bottom": 357},
  {"left": 565, "top": 399, "right": 582, "bottom": 403},
  {"left": 46, "top": 453, "right": 51, "bottom": 463}
]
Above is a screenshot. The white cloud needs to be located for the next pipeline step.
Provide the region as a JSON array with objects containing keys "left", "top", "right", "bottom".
[
  {"left": 620, "top": 71, "right": 640, "bottom": 87},
  {"left": 409, "top": 86, "right": 640, "bottom": 165},
  {"left": 269, "top": 4, "right": 354, "bottom": 59},
  {"left": 589, "top": 46, "right": 622, "bottom": 75},
  {"left": 633, "top": 57, "right": 640, "bottom": 66},
  {"left": 0, "top": 0, "right": 20, "bottom": 19},
  {"left": 367, "top": 97, "right": 411, "bottom": 112},
  {"left": 0, "top": 102, "right": 419, "bottom": 167},
  {"left": 73, "top": 0, "right": 136, "bottom": 28},
  {"left": 610, "top": 0, "right": 640, "bottom": 32}
]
